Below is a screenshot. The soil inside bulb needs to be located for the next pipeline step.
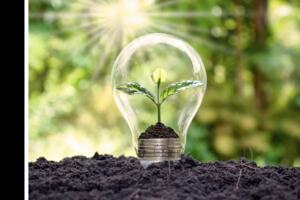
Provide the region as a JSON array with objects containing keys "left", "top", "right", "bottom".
[{"left": 139, "top": 122, "right": 179, "bottom": 139}]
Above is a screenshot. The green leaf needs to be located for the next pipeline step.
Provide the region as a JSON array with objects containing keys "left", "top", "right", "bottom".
[
  {"left": 161, "top": 80, "right": 204, "bottom": 103},
  {"left": 116, "top": 82, "right": 156, "bottom": 103},
  {"left": 151, "top": 68, "right": 167, "bottom": 83}
]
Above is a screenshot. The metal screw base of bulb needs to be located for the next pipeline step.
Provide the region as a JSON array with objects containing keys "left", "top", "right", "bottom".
[{"left": 137, "top": 138, "right": 181, "bottom": 161}]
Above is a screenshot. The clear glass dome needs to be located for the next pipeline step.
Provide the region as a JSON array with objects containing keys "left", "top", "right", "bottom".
[{"left": 112, "top": 33, "right": 207, "bottom": 155}]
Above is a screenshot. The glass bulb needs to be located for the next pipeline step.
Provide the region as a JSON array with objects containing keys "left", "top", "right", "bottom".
[{"left": 112, "top": 33, "right": 206, "bottom": 165}]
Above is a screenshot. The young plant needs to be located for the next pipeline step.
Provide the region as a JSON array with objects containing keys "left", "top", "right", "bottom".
[{"left": 116, "top": 68, "right": 203, "bottom": 123}]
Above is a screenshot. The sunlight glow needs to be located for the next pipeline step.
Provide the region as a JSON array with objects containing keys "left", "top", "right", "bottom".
[
  {"left": 30, "top": 0, "right": 233, "bottom": 55},
  {"left": 93, "top": 0, "right": 151, "bottom": 41}
]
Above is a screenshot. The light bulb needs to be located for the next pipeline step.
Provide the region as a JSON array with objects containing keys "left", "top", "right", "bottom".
[{"left": 112, "top": 33, "right": 206, "bottom": 166}]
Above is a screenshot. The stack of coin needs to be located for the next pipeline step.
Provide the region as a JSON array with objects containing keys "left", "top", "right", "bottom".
[{"left": 138, "top": 138, "right": 181, "bottom": 161}]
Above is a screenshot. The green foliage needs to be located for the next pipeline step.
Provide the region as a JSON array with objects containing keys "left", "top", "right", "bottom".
[
  {"left": 117, "top": 80, "right": 203, "bottom": 105},
  {"left": 117, "top": 68, "right": 203, "bottom": 123},
  {"left": 161, "top": 80, "right": 203, "bottom": 103},
  {"left": 151, "top": 68, "right": 166, "bottom": 83},
  {"left": 116, "top": 82, "right": 155, "bottom": 103}
]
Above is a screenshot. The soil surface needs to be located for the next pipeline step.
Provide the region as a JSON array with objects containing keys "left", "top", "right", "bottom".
[
  {"left": 29, "top": 153, "right": 300, "bottom": 200},
  {"left": 139, "top": 122, "right": 179, "bottom": 139}
]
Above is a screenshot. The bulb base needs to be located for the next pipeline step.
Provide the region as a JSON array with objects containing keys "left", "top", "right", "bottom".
[{"left": 137, "top": 138, "right": 181, "bottom": 161}]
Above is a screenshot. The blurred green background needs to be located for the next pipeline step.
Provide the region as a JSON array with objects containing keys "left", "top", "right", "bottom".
[{"left": 29, "top": 0, "right": 300, "bottom": 166}]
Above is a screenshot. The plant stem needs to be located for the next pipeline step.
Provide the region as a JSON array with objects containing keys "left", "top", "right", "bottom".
[
  {"left": 157, "top": 103, "right": 161, "bottom": 123},
  {"left": 157, "top": 81, "right": 161, "bottom": 123}
]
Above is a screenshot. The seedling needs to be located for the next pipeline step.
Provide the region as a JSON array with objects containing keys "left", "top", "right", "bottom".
[{"left": 116, "top": 68, "right": 203, "bottom": 123}]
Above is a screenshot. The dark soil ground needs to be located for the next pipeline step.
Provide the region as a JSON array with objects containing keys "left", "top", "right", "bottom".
[
  {"left": 139, "top": 122, "right": 179, "bottom": 139},
  {"left": 29, "top": 153, "right": 300, "bottom": 200}
]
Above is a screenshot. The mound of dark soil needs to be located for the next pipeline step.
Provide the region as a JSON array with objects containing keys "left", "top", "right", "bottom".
[
  {"left": 29, "top": 153, "right": 300, "bottom": 200},
  {"left": 139, "top": 122, "right": 179, "bottom": 139}
]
